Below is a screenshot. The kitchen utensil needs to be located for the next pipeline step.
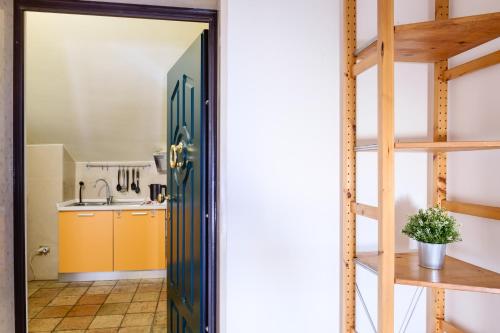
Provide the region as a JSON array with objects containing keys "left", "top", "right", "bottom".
[
  {"left": 116, "top": 169, "right": 122, "bottom": 192},
  {"left": 149, "top": 184, "right": 167, "bottom": 201},
  {"left": 135, "top": 170, "right": 141, "bottom": 194},
  {"left": 131, "top": 168, "right": 136, "bottom": 191},
  {"left": 126, "top": 168, "right": 130, "bottom": 191},
  {"left": 121, "top": 168, "right": 126, "bottom": 192}
]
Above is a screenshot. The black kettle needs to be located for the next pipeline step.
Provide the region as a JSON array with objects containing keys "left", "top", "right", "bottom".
[{"left": 149, "top": 184, "right": 167, "bottom": 202}]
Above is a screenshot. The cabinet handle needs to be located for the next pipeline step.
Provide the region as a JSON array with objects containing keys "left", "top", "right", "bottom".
[
  {"left": 77, "top": 213, "right": 95, "bottom": 217},
  {"left": 131, "top": 212, "right": 148, "bottom": 216}
]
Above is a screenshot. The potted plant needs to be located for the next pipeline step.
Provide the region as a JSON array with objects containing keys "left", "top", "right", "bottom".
[{"left": 402, "top": 206, "right": 461, "bottom": 269}]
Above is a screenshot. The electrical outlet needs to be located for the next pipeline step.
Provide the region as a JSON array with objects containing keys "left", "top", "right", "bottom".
[{"left": 37, "top": 246, "right": 50, "bottom": 255}]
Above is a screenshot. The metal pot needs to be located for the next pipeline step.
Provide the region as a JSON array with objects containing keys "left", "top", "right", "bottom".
[{"left": 417, "top": 241, "right": 446, "bottom": 269}]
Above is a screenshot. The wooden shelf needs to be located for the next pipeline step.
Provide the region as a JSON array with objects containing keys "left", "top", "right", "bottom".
[
  {"left": 356, "top": 252, "right": 500, "bottom": 294},
  {"left": 439, "top": 320, "right": 465, "bottom": 333},
  {"left": 442, "top": 200, "right": 500, "bottom": 221},
  {"left": 355, "top": 12, "right": 500, "bottom": 63},
  {"left": 355, "top": 141, "right": 500, "bottom": 152},
  {"left": 350, "top": 202, "right": 378, "bottom": 220},
  {"left": 443, "top": 50, "right": 500, "bottom": 81}
]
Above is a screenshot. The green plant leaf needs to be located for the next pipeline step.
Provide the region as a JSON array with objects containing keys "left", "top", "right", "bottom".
[{"left": 401, "top": 206, "right": 461, "bottom": 244}]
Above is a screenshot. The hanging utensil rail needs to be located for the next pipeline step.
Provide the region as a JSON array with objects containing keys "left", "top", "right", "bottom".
[{"left": 85, "top": 163, "right": 151, "bottom": 169}]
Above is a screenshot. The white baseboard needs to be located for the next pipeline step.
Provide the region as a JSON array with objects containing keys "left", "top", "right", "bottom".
[{"left": 58, "top": 270, "right": 166, "bottom": 282}]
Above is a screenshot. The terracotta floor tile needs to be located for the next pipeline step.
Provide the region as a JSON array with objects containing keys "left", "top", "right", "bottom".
[
  {"left": 89, "top": 315, "right": 124, "bottom": 329},
  {"left": 97, "top": 303, "right": 130, "bottom": 316},
  {"left": 49, "top": 295, "right": 81, "bottom": 306},
  {"left": 87, "top": 286, "right": 114, "bottom": 295},
  {"left": 153, "top": 312, "right": 166, "bottom": 326},
  {"left": 29, "top": 296, "right": 54, "bottom": 308},
  {"left": 28, "top": 306, "right": 43, "bottom": 319},
  {"left": 55, "top": 315, "right": 94, "bottom": 330},
  {"left": 156, "top": 301, "right": 166, "bottom": 313},
  {"left": 35, "top": 305, "right": 72, "bottom": 318},
  {"left": 121, "top": 313, "right": 154, "bottom": 327},
  {"left": 67, "top": 304, "right": 101, "bottom": 317},
  {"left": 116, "top": 279, "right": 141, "bottom": 286},
  {"left": 93, "top": 280, "right": 118, "bottom": 286},
  {"left": 69, "top": 281, "right": 93, "bottom": 287},
  {"left": 59, "top": 286, "right": 89, "bottom": 296},
  {"left": 127, "top": 302, "right": 157, "bottom": 314},
  {"left": 151, "top": 326, "right": 166, "bottom": 333},
  {"left": 133, "top": 292, "right": 159, "bottom": 302},
  {"left": 31, "top": 288, "right": 62, "bottom": 299},
  {"left": 111, "top": 285, "right": 138, "bottom": 294},
  {"left": 140, "top": 278, "right": 163, "bottom": 284},
  {"left": 118, "top": 326, "right": 152, "bottom": 332},
  {"left": 27, "top": 278, "right": 167, "bottom": 333},
  {"left": 78, "top": 294, "right": 108, "bottom": 305},
  {"left": 86, "top": 328, "right": 119, "bottom": 333},
  {"left": 137, "top": 284, "right": 161, "bottom": 293},
  {"left": 28, "top": 280, "right": 50, "bottom": 289},
  {"left": 28, "top": 318, "right": 63, "bottom": 332},
  {"left": 105, "top": 293, "right": 134, "bottom": 304},
  {"left": 28, "top": 286, "right": 40, "bottom": 297},
  {"left": 44, "top": 281, "right": 69, "bottom": 289}
]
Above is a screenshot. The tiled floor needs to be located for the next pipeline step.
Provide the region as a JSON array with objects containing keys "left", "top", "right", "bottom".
[{"left": 28, "top": 278, "right": 167, "bottom": 332}]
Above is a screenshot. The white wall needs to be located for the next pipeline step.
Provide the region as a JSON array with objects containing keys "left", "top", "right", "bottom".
[
  {"left": 219, "top": 0, "right": 340, "bottom": 332},
  {"left": 25, "top": 12, "right": 207, "bottom": 162}
]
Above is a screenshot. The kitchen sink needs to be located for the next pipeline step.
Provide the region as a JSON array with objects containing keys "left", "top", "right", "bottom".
[
  {"left": 66, "top": 201, "right": 147, "bottom": 207},
  {"left": 68, "top": 202, "right": 107, "bottom": 207},
  {"left": 110, "top": 201, "right": 145, "bottom": 205}
]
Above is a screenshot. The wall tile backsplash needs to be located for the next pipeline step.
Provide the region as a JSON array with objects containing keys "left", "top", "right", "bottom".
[{"left": 75, "top": 161, "right": 166, "bottom": 201}]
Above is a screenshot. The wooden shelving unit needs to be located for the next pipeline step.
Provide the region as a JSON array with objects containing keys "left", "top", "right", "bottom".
[
  {"left": 356, "top": 253, "right": 500, "bottom": 294},
  {"left": 342, "top": 1, "right": 500, "bottom": 332}
]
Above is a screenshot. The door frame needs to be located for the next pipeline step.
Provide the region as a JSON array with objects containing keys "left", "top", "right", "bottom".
[{"left": 12, "top": 1, "right": 218, "bottom": 332}]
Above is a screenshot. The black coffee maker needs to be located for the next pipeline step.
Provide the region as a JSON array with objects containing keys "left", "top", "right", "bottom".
[{"left": 149, "top": 184, "right": 167, "bottom": 202}]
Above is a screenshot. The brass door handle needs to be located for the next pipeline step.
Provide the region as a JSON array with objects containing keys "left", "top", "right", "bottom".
[{"left": 169, "top": 142, "right": 184, "bottom": 169}]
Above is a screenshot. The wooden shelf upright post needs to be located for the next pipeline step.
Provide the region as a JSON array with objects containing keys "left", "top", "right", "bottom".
[
  {"left": 377, "top": 0, "right": 396, "bottom": 332},
  {"left": 342, "top": 0, "right": 357, "bottom": 331},
  {"left": 432, "top": 0, "right": 449, "bottom": 332}
]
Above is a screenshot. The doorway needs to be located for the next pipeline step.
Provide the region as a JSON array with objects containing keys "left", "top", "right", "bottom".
[{"left": 13, "top": 1, "right": 217, "bottom": 333}]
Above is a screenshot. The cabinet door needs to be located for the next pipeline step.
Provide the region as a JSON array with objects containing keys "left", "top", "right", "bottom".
[
  {"left": 59, "top": 211, "right": 113, "bottom": 273},
  {"left": 114, "top": 210, "right": 166, "bottom": 271}
]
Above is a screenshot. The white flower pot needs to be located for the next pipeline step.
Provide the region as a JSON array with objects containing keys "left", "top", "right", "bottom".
[{"left": 417, "top": 241, "right": 446, "bottom": 270}]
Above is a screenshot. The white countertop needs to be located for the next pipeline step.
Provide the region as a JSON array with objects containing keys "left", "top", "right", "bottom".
[{"left": 57, "top": 199, "right": 167, "bottom": 212}]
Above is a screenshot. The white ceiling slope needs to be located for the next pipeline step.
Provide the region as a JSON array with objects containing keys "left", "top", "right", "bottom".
[{"left": 25, "top": 12, "right": 207, "bottom": 161}]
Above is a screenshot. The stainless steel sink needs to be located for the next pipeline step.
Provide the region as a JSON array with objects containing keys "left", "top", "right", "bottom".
[
  {"left": 68, "top": 202, "right": 107, "bottom": 207},
  {"left": 110, "top": 201, "right": 144, "bottom": 206}
]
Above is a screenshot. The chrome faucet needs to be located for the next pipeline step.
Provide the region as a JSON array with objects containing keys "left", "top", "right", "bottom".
[{"left": 94, "top": 178, "right": 113, "bottom": 205}]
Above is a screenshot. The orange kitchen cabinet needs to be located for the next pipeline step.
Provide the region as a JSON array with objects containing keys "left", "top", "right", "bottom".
[
  {"left": 113, "top": 210, "right": 166, "bottom": 271},
  {"left": 59, "top": 211, "right": 114, "bottom": 273}
]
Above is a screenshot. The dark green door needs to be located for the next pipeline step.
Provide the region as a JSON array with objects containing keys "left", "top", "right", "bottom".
[{"left": 166, "top": 31, "right": 208, "bottom": 333}]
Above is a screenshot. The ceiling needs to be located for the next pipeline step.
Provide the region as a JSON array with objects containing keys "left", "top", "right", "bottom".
[{"left": 25, "top": 12, "right": 207, "bottom": 162}]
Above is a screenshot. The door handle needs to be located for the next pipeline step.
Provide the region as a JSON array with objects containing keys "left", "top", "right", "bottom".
[
  {"left": 77, "top": 213, "right": 95, "bottom": 217},
  {"left": 131, "top": 212, "right": 148, "bottom": 216},
  {"left": 169, "top": 142, "right": 184, "bottom": 168}
]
